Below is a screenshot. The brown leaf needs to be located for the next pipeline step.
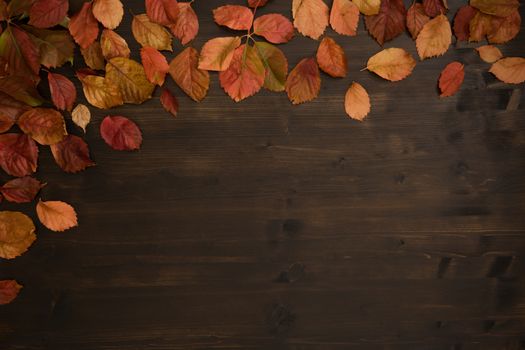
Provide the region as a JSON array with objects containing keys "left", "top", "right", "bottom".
[
  {"left": 36, "top": 200, "right": 78, "bottom": 232},
  {"left": 352, "top": 0, "right": 380, "bottom": 16},
  {"left": 92, "top": 0, "right": 124, "bottom": 29},
  {"left": 48, "top": 72, "right": 76, "bottom": 112},
  {"left": 105, "top": 57, "right": 155, "bottom": 104},
  {"left": 439, "top": 61, "right": 464, "bottom": 97},
  {"left": 422, "top": 0, "right": 447, "bottom": 17},
  {"left": 254, "top": 41, "right": 288, "bottom": 92},
  {"left": 488, "top": 10, "right": 521, "bottom": 44},
  {"left": 366, "top": 48, "right": 416, "bottom": 81},
  {"left": 285, "top": 57, "right": 321, "bottom": 104},
  {"left": 198, "top": 36, "right": 241, "bottom": 71},
  {"left": 140, "top": 46, "right": 169, "bottom": 86},
  {"left": 416, "top": 14, "right": 451, "bottom": 60},
  {"left": 316, "top": 37, "right": 347, "bottom": 78},
  {"left": 0, "top": 75, "right": 43, "bottom": 107},
  {"left": 100, "top": 115, "right": 142, "bottom": 151},
  {"left": 28, "top": 0, "right": 68, "bottom": 28},
  {"left": 365, "top": 0, "right": 406, "bottom": 45},
  {"left": 0, "top": 26, "right": 40, "bottom": 82},
  {"left": 69, "top": 1, "right": 99, "bottom": 49},
  {"left": 101, "top": 29, "right": 131, "bottom": 60},
  {"left": 146, "top": 0, "right": 179, "bottom": 25},
  {"left": 24, "top": 27, "right": 75, "bottom": 69},
  {"left": 330, "top": 0, "right": 359, "bottom": 36},
  {"left": 407, "top": 3, "right": 430, "bottom": 39},
  {"left": 213, "top": 5, "right": 254, "bottom": 31},
  {"left": 253, "top": 14, "right": 295, "bottom": 44},
  {"left": 132, "top": 13, "right": 172, "bottom": 51},
  {"left": 0, "top": 134, "right": 38, "bottom": 177},
  {"left": 292, "top": 0, "right": 329, "bottom": 40},
  {"left": 453, "top": 5, "right": 476, "bottom": 41},
  {"left": 476, "top": 45, "right": 503, "bottom": 63},
  {"left": 77, "top": 73, "right": 124, "bottom": 109},
  {"left": 0, "top": 280, "right": 22, "bottom": 305},
  {"left": 489, "top": 57, "right": 525, "bottom": 84},
  {"left": 470, "top": 0, "right": 519, "bottom": 18},
  {"left": 71, "top": 104, "right": 91, "bottom": 133},
  {"left": 160, "top": 88, "right": 178, "bottom": 117},
  {"left": 17, "top": 108, "right": 67, "bottom": 145},
  {"left": 169, "top": 47, "right": 210, "bottom": 102},
  {"left": 81, "top": 41, "right": 105, "bottom": 70},
  {"left": 51, "top": 135, "right": 94, "bottom": 173},
  {"left": 169, "top": 2, "right": 199, "bottom": 45},
  {"left": 345, "top": 82, "right": 370, "bottom": 121},
  {"left": 1, "top": 177, "right": 44, "bottom": 203},
  {"left": 469, "top": 10, "right": 493, "bottom": 42},
  {"left": 0, "top": 91, "right": 31, "bottom": 125},
  {"left": 0, "top": 211, "right": 36, "bottom": 259},
  {"left": 0, "top": 115, "right": 14, "bottom": 134}
]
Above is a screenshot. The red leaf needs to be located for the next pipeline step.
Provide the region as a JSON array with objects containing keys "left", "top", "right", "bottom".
[
  {"left": 439, "top": 61, "right": 464, "bottom": 97},
  {"left": 140, "top": 46, "right": 169, "bottom": 86},
  {"left": 169, "top": 2, "right": 199, "bottom": 45},
  {"left": 253, "top": 14, "right": 294, "bottom": 44},
  {"left": 0, "top": 26, "right": 41, "bottom": 81},
  {"left": 453, "top": 5, "right": 476, "bottom": 41},
  {"left": 160, "top": 88, "right": 178, "bottom": 117},
  {"left": 0, "top": 92, "right": 30, "bottom": 133},
  {"left": 213, "top": 5, "right": 254, "bottom": 31},
  {"left": 146, "top": 0, "right": 179, "bottom": 25},
  {"left": 69, "top": 2, "right": 99, "bottom": 49},
  {"left": 28, "top": 0, "right": 68, "bottom": 28},
  {"left": 422, "top": 0, "right": 447, "bottom": 18},
  {"left": 316, "top": 37, "right": 347, "bottom": 78},
  {"left": 285, "top": 57, "right": 321, "bottom": 105},
  {"left": 48, "top": 73, "right": 76, "bottom": 111},
  {"left": 248, "top": 0, "right": 268, "bottom": 8},
  {"left": 365, "top": 0, "right": 406, "bottom": 45},
  {"left": 100, "top": 116, "right": 142, "bottom": 151},
  {"left": 0, "top": 133, "right": 38, "bottom": 177},
  {"left": 50, "top": 135, "right": 94, "bottom": 173},
  {"left": 0, "top": 280, "right": 22, "bottom": 305},
  {"left": 1, "top": 176, "right": 44, "bottom": 203}
]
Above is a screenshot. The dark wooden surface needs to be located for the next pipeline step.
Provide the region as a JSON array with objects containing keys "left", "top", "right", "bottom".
[{"left": 2, "top": 1, "right": 525, "bottom": 349}]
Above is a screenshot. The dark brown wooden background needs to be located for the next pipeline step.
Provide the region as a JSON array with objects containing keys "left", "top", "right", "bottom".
[{"left": 2, "top": 1, "right": 525, "bottom": 349}]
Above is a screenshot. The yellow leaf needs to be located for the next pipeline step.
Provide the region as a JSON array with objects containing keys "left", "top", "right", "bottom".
[
  {"left": 489, "top": 57, "right": 525, "bottom": 84},
  {"left": 78, "top": 74, "right": 124, "bottom": 109},
  {"left": 366, "top": 48, "right": 416, "bottom": 81},
  {"left": 71, "top": 104, "right": 91, "bottom": 133},
  {"left": 106, "top": 57, "right": 155, "bottom": 104},
  {"left": 36, "top": 200, "right": 78, "bottom": 232},
  {"left": 92, "top": 0, "right": 123, "bottom": 29},
  {"left": 0, "top": 211, "right": 36, "bottom": 259},
  {"left": 132, "top": 14, "right": 172, "bottom": 51},
  {"left": 352, "top": 0, "right": 380, "bottom": 15},
  {"left": 416, "top": 14, "right": 451, "bottom": 60},
  {"left": 292, "top": 0, "right": 329, "bottom": 40},
  {"left": 345, "top": 82, "right": 370, "bottom": 121},
  {"left": 476, "top": 45, "right": 503, "bottom": 63}
]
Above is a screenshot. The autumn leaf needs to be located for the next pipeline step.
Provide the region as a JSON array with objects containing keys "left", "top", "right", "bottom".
[
  {"left": 0, "top": 91, "right": 30, "bottom": 127},
  {"left": 169, "top": 47, "right": 210, "bottom": 102},
  {"left": 78, "top": 73, "right": 124, "bottom": 109},
  {"left": 488, "top": 10, "right": 521, "bottom": 44},
  {"left": 416, "top": 14, "right": 451, "bottom": 60},
  {"left": 101, "top": 29, "right": 131, "bottom": 60},
  {"left": 51, "top": 135, "right": 95, "bottom": 173},
  {"left": 489, "top": 57, "right": 525, "bottom": 84},
  {"left": 146, "top": 0, "right": 179, "bottom": 26},
  {"left": 69, "top": 1, "right": 99, "bottom": 49},
  {"left": 330, "top": 0, "right": 359, "bottom": 36},
  {"left": 0, "top": 211, "right": 36, "bottom": 259},
  {"left": 36, "top": 200, "right": 78, "bottom": 232},
  {"left": 71, "top": 104, "right": 91, "bottom": 133},
  {"left": 100, "top": 115, "right": 143, "bottom": 151},
  {"left": 106, "top": 57, "right": 155, "bottom": 104},
  {"left": 476, "top": 45, "right": 503, "bottom": 63},
  {"left": 253, "top": 14, "right": 295, "bottom": 44},
  {"left": 316, "top": 37, "right": 347, "bottom": 78},
  {"left": 470, "top": 0, "right": 519, "bottom": 18},
  {"left": 213, "top": 5, "right": 254, "bottom": 31},
  {"left": 17, "top": 108, "right": 67, "bottom": 145},
  {"left": 285, "top": 58, "right": 321, "bottom": 104},
  {"left": 1, "top": 177, "right": 44, "bottom": 203},
  {"left": 92, "top": 0, "right": 124, "bottom": 30},
  {"left": 7, "top": 0, "right": 33, "bottom": 17},
  {"left": 0, "top": 134, "right": 38, "bottom": 177},
  {"left": 169, "top": 2, "right": 199, "bottom": 45},
  {"left": 365, "top": 0, "right": 406, "bottom": 45},
  {"left": 198, "top": 37, "right": 241, "bottom": 71},
  {"left": 439, "top": 61, "right": 464, "bottom": 97},
  {"left": 352, "top": 0, "right": 380, "bottom": 15},
  {"left": 407, "top": 3, "right": 430, "bottom": 39},
  {"left": 24, "top": 28, "right": 75, "bottom": 69},
  {"left": 422, "top": 0, "right": 447, "bottom": 18},
  {"left": 0, "top": 26, "right": 40, "bottom": 81},
  {"left": 28, "top": 0, "right": 68, "bottom": 28},
  {"left": 132, "top": 13, "right": 173, "bottom": 51},
  {"left": 0, "top": 280, "right": 22, "bottom": 305},
  {"left": 160, "top": 88, "right": 178, "bottom": 117},
  {"left": 366, "top": 48, "right": 416, "bottom": 81},
  {"left": 0, "top": 76, "right": 43, "bottom": 107},
  {"left": 254, "top": 41, "right": 288, "bottom": 92},
  {"left": 140, "top": 46, "right": 169, "bottom": 86},
  {"left": 219, "top": 44, "right": 266, "bottom": 102},
  {"left": 81, "top": 41, "right": 105, "bottom": 70},
  {"left": 345, "top": 82, "right": 370, "bottom": 121},
  {"left": 292, "top": 0, "right": 329, "bottom": 40},
  {"left": 453, "top": 5, "right": 476, "bottom": 41},
  {"left": 48, "top": 73, "right": 76, "bottom": 112},
  {"left": 248, "top": 0, "right": 269, "bottom": 8},
  {"left": 0, "top": 115, "right": 14, "bottom": 134},
  {"left": 469, "top": 10, "right": 493, "bottom": 42}
]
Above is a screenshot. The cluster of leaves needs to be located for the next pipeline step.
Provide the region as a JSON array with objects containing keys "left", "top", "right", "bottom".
[{"left": 1, "top": 0, "right": 524, "bottom": 305}]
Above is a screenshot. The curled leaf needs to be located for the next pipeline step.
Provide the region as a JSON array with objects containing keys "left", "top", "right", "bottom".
[
  {"left": 69, "top": 1, "right": 99, "bottom": 49},
  {"left": 285, "top": 58, "right": 321, "bottom": 105},
  {"left": 476, "top": 45, "right": 503, "bottom": 63},
  {"left": 169, "top": 47, "right": 210, "bottom": 102},
  {"left": 439, "top": 61, "right": 464, "bottom": 97},
  {"left": 198, "top": 36, "right": 241, "bottom": 71},
  {"left": 48, "top": 72, "right": 76, "bottom": 112},
  {"left": 132, "top": 13, "right": 172, "bottom": 51},
  {"left": 140, "top": 46, "right": 169, "bottom": 86},
  {"left": 105, "top": 57, "right": 155, "bottom": 104},
  {"left": 365, "top": 0, "right": 406, "bottom": 45},
  {"left": 416, "top": 14, "right": 451, "bottom": 60},
  {"left": 51, "top": 135, "right": 94, "bottom": 173},
  {"left": 36, "top": 200, "right": 78, "bottom": 232},
  {"left": 100, "top": 116, "right": 142, "bottom": 151},
  {"left": 0, "top": 211, "right": 36, "bottom": 259},
  {"left": 316, "top": 37, "right": 347, "bottom": 78},
  {"left": 0, "top": 280, "right": 22, "bottom": 305},
  {"left": 17, "top": 108, "right": 67, "bottom": 145},
  {"left": 28, "top": 0, "right": 68, "bottom": 29},
  {"left": 292, "top": 0, "right": 329, "bottom": 40},
  {"left": 254, "top": 41, "right": 288, "bottom": 92},
  {"left": 366, "top": 48, "right": 416, "bottom": 81},
  {"left": 330, "top": 0, "right": 359, "bottom": 36},
  {"left": 253, "top": 14, "right": 294, "bottom": 44},
  {"left": 345, "top": 82, "right": 370, "bottom": 121},
  {"left": 169, "top": 2, "right": 199, "bottom": 45},
  {"left": 71, "top": 104, "right": 91, "bottom": 133},
  {"left": 146, "top": 0, "right": 179, "bottom": 25},
  {"left": 0, "top": 134, "right": 38, "bottom": 177},
  {"left": 160, "top": 88, "right": 179, "bottom": 117},
  {"left": 489, "top": 57, "right": 525, "bottom": 84},
  {"left": 213, "top": 5, "right": 254, "bottom": 31},
  {"left": 1, "top": 177, "right": 44, "bottom": 203},
  {"left": 101, "top": 29, "right": 131, "bottom": 60},
  {"left": 92, "top": 0, "right": 124, "bottom": 29}
]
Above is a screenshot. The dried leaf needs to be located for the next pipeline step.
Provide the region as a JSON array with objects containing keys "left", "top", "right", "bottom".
[
  {"left": 1, "top": 177, "right": 43, "bottom": 203},
  {"left": 292, "top": 0, "right": 329, "bottom": 40},
  {"left": 7, "top": 0, "right": 33, "bottom": 17},
  {"left": 219, "top": 44, "right": 265, "bottom": 102},
  {"left": 0, "top": 211, "right": 36, "bottom": 259},
  {"left": 285, "top": 57, "right": 321, "bottom": 104},
  {"left": 422, "top": 0, "right": 447, "bottom": 17},
  {"left": 0, "top": 76, "right": 43, "bottom": 107},
  {"left": 0, "top": 115, "right": 14, "bottom": 134},
  {"left": 469, "top": 10, "right": 493, "bottom": 42},
  {"left": 81, "top": 41, "right": 105, "bottom": 70},
  {"left": 0, "top": 26, "right": 40, "bottom": 81},
  {"left": 71, "top": 104, "right": 91, "bottom": 132},
  {"left": 169, "top": 2, "right": 199, "bottom": 45},
  {"left": 28, "top": 0, "right": 68, "bottom": 28},
  {"left": 439, "top": 61, "right": 464, "bottom": 97},
  {"left": 48, "top": 72, "right": 76, "bottom": 112},
  {"left": 453, "top": 5, "right": 476, "bottom": 41},
  {"left": 0, "top": 91, "right": 31, "bottom": 124},
  {"left": 69, "top": 1, "right": 99, "bottom": 49},
  {"left": 25, "top": 28, "right": 75, "bottom": 69},
  {"left": 254, "top": 41, "right": 288, "bottom": 92},
  {"left": 416, "top": 14, "right": 451, "bottom": 60},
  {"left": 168, "top": 47, "right": 210, "bottom": 102},
  {"left": 78, "top": 73, "right": 124, "bottom": 109},
  {"left": 146, "top": 0, "right": 179, "bottom": 25},
  {"left": 100, "top": 115, "right": 142, "bottom": 151},
  {"left": 248, "top": 0, "right": 269, "bottom": 8},
  {"left": 17, "top": 108, "right": 67, "bottom": 145},
  {"left": 366, "top": 48, "right": 416, "bottom": 81},
  {"left": 488, "top": 10, "right": 521, "bottom": 44},
  {"left": 316, "top": 37, "right": 347, "bottom": 78},
  {"left": 470, "top": 0, "right": 519, "bottom": 18},
  {"left": 213, "top": 5, "right": 254, "bottom": 31},
  {"left": 105, "top": 57, "right": 155, "bottom": 104},
  {"left": 36, "top": 200, "right": 78, "bottom": 232},
  {"left": 198, "top": 36, "right": 241, "bottom": 71},
  {"left": 51, "top": 135, "right": 95, "bottom": 173},
  {"left": 0, "top": 134, "right": 38, "bottom": 177},
  {"left": 407, "top": 3, "right": 430, "bottom": 39},
  {"left": 92, "top": 0, "right": 124, "bottom": 29},
  {"left": 476, "top": 45, "right": 503, "bottom": 63},
  {"left": 101, "top": 29, "right": 131, "bottom": 60},
  {"left": 132, "top": 13, "right": 172, "bottom": 51},
  {"left": 140, "top": 46, "right": 169, "bottom": 86},
  {"left": 365, "top": 0, "right": 406, "bottom": 45},
  {"left": 160, "top": 88, "right": 178, "bottom": 117},
  {"left": 253, "top": 14, "right": 294, "bottom": 44},
  {"left": 0, "top": 280, "right": 22, "bottom": 305},
  {"left": 345, "top": 82, "right": 370, "bottom": 121},
  {"left": 330, "top": 0, "right": 359, "bottom": 36},
  {"left": 489, "top": 57, "right": 525, "bottom": 84},
  {"left": 352, "top": 0, "right": 380, "bottom": 15}
]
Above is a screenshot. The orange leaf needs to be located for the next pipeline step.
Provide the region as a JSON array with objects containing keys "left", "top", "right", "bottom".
[
  {"left": 330, "top": 0, "right": 359, "bottom": 36},
  {"left": 140, "top": 46, "right": 169, "bottom": 86},
  {"left": 365, "top": 0, "right": 406, "bottom": 45},
  {"left": 439, "top": 61, "right": 464, "bottom": 97},
  {"left": 0, "top": 211, "right": 36, "bottom": 259},
  {"left": 253, "top": 14, "right": 294, "bottom": 44},
  {"left": 36, "top": 200, "right": 78, "bottom": 232},
  {"left": 292, "top": 0, "right": 329, "bottom": 40},
  {"left": 92, "top": 0, "right": 123, "bottom": 29},
  {"left": 69, "top": 1, "right": 99, "bottom": 49},
  {"left": 198, "top": 36, "right": 241, "bottom": 71},
  {"left": 345, "top": 82, "right": 370, "bottom": 121},
  {"left": 489, "top": 57, "right": 525, "bottom": 84},
  {"left": 422, "top": 0, "right": 447, "bottom": 17},
  {"left": 352, "top": 0, "right": 381, "bottom": 15},
  {"left": 169, "top": 47, "right": 210, "bottom": 102},
  {"left": 254, "top": 41, "right": 288, "bottom": 92},
  {"left": 160, "top": 88, "right": 178, "bottom": 117},
  {"left": 470, "top": 0, "right": 519, "bottom": 18},
  {"left": 132, "top": 13, "right": 173, "bottom": 51},
  {"left": 77, "top": 73, "right": 124, "bottom": 109},
  {"left": 285, "top": 57, "right": 321, "bottom": 104},
  {"left": 28, "top": 0, "right": 68, "bottom": 28},
  {"left": 50, "top": 135, "right": 95, "bottom": 173},
  {"left": 1, "top": 177, "right": 44, "bottom": 203},
  {"left": 100, "top": 115, "right": 142, "bottom": 151},
  {"left": 316, "top": 37, "right": 347, "bottom": 78},
  {"left": 48, "top": 73, "right": 76, "bottom": 112},
  {"left": 406, "top": 3, "right": 430, "bottom": 39},
  {"left": 366, "top": 48, "right": 416, "bottom": 81},
  {"left": 476, "top": 45, "right": 503, "bottom": 63},
  {"left": 81, "top": 41, "right": 105, "bottom": 70},
  {"left": 17, "top": 108, "right": 67, "bottom": 145},
  {"left": 213, "top": 5, "right": 254, "bottom": 31},
  {"left": 488, "top": 10, "right": 521, "bottom": 44},
  {"left": 0, "top": 134, "right": 38, "bottom": 177},
  {"left": 169, "top": 2, "right": 199, "bottom": 45},
  {"left": 105, "top": 57, "right": 155, "bottom": 104},
  {"left": 0, "top": 280, "right": 22, "bottom": 305},
  {"left": 453, "top": 5, "right": 476, "bottom": 41},
  {"left": 100, "top": 29, "right": 131, "bottom": 60},
  {"left": 146, "top": 0, "right": 179, "bottom": 25},
  {"left": 416, "top": 14, "right": 451, "bottom": 60}
]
